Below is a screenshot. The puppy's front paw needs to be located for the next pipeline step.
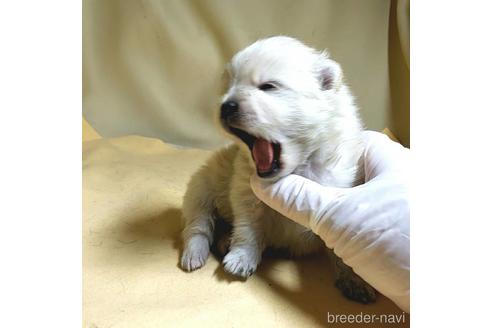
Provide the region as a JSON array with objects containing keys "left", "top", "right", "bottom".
[
  {"left": 181, "top": 234, "right": 210, "bottom": 272},
  {"left": 335, "top": 274, "right": 377, "bottom": 304},
  {"left": 223, "top": 246, "right": 259, "bottom": 278}
]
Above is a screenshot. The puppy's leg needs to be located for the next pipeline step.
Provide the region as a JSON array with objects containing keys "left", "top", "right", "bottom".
[
  {"left": 180, "top": 172, "right": 216, "bottom": 272},
  {"left": 331, "top": 253, "right": 377, "bottom": 304},
  {"left": 181, "top": 145, "right": 238, "bottom": 272},
  {"left": 223, "top": 220, "right": 265, "bottom": 278},
  {"left": 223, "top": 174, "right": 265, "bottom": 278}
]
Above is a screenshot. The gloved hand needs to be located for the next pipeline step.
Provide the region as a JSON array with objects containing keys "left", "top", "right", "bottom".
[{"left": 250, "top": 131, "right": 410, "bottom": 312}]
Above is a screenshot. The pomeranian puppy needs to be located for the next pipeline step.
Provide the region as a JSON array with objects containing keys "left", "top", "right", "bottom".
[{"left": 180, "top": 36, "right": 376, "bottom": 303}]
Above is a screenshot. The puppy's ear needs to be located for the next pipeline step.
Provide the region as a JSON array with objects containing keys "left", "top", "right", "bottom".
[{"left": 316, "top": 52, "right": 343, "bottom": 91}]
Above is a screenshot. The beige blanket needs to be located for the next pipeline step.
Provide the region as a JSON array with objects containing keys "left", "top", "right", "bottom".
[{"left": 83, "top": 134, "right": 408, "bottom": 327}]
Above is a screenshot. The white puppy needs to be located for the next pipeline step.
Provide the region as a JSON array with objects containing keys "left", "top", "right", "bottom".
[{"left": 181, "top": 36, "right": 376, "bottom": 303}]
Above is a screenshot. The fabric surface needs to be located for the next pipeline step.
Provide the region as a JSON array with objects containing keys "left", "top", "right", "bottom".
[
  {"left": 83, "top": 117, "right": 101, "bottom": 141},
  {"left": 82, "top": 135, "right": 409, "bottom": 327},
  {"left": 388, "top": 0, "right": 410, "bottom": 147},
  {"left": 83, "top": 0, "right": 394, "bottom": 149}
]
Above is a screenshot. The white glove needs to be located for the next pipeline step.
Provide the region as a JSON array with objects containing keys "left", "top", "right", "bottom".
[{"left": 250, "top": 131, "right": 410, "bottom": 312}]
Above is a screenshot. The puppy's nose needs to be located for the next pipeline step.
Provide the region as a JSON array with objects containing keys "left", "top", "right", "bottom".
[{"left": 220, "top": 101, "right": 239, "bottom": 120}]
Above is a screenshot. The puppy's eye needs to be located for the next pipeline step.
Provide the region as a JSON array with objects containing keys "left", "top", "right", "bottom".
[{"left": 258, "top": 83, "right": 276, "bottom": 91}]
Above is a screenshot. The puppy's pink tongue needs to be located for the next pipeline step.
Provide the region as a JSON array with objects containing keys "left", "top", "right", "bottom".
[{"left": 252, "top": 138, "right": 273, "bottom": 173}]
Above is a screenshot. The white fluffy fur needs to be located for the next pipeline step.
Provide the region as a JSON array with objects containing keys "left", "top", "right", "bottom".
[{"left": 181, "top": 37, "right": 368, "bottom": 291}]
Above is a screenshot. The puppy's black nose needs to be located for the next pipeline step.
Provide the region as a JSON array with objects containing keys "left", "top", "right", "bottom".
[{"left": 220, "top": 101, "right": 239, "bottom": 120}]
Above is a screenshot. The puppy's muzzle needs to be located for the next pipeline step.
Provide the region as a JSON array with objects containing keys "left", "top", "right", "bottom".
[
  {"left": 219, "top": 100, "right": 282, "bottom": 179},
  {"left": 220, "top": 101, "right": 239, "bottom": 122}
]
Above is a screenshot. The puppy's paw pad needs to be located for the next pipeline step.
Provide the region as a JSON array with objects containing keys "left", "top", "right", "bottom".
[
  {"left": 335, "top": 275, "right": 377, "bottom": 304},
  {"left": 180, "top": 235, "right": 210, "bottom": 272},
  {"left": 223, "top": 247, "right": 258, "bottom": 278}
]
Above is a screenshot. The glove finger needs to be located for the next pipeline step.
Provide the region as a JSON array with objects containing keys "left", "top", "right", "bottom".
[{"left": 362, "top": 131, "right": 409, "bottom": 180}]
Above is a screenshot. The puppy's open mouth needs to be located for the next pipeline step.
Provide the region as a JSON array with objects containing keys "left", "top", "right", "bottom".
[{"left": 228, "top": 126, "right": 281, "bottom": 178}]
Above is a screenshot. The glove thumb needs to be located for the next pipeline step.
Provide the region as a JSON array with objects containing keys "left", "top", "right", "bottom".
[{"left": 250, "top": 174, "right": 347, "bottom": 230}]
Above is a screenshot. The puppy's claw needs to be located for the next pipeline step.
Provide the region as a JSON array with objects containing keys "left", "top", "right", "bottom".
[{"left": 223, "top": 247, "right": 259, "bottom": 278}]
